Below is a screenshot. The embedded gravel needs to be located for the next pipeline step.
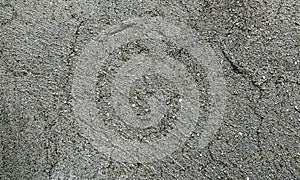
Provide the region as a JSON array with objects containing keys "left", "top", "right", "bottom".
[{"left": 1, "top": 0, "right": 299, "bottom": 179}]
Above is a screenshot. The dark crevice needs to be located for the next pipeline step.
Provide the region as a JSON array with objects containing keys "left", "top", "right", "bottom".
[
  {"left": 219, "top": 43, "right": 267, "bottom": 161},
  {"left": 68, "top": 20, "right": 84, "bottom": 59},
  {"left": 219, "top": 43, "right": 266, "bottom": 94},
  {"left": 219, "top": 44, "right": 247, "bottom": 75}
]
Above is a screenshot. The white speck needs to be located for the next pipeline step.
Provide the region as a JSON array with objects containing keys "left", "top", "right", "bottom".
[
  {"left": 246, "top": 177, "right": 250, "bottom": 180},
  {"left": 106, "top": 113, "right": 110, "bottom": 116},
  {"left": 131, "top": 104, "right": 136, "bottom": 107},
  {"left": 179, "top": 98, "right": 183, "bottom": 103},
  {"left": 196, "top": 73, "right": 200, "bottom": 76},
  {"left": 238, "top": 132, "right": 243, "bottom": 136}
]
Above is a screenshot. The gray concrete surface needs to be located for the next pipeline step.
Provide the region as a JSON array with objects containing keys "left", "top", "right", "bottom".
[{"left": 1, "top": 0, "right": 299, "bottom": 179}]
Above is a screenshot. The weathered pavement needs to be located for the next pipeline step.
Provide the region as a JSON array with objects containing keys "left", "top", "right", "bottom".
[{"left": 1, "top": 0, "right": 299, "bottom": 179}]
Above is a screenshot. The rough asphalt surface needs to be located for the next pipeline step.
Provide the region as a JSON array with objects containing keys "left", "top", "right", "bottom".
[{"left": 0, "top": 0, "right": 299, "bottom": 179}]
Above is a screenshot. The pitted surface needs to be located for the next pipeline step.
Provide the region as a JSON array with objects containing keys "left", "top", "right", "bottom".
[{"left": 1, "top": 0, "right": 299, "bottom": 179}]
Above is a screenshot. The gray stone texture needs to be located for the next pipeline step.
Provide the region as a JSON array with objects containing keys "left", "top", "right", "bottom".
[{"left": 1, "top": 0, "right": 299, "bottom": 179}]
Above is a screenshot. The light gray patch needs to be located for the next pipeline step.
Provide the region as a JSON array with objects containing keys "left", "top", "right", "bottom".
[{"left": 71, "top": 17, "right": 227, "bottom": 163}]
